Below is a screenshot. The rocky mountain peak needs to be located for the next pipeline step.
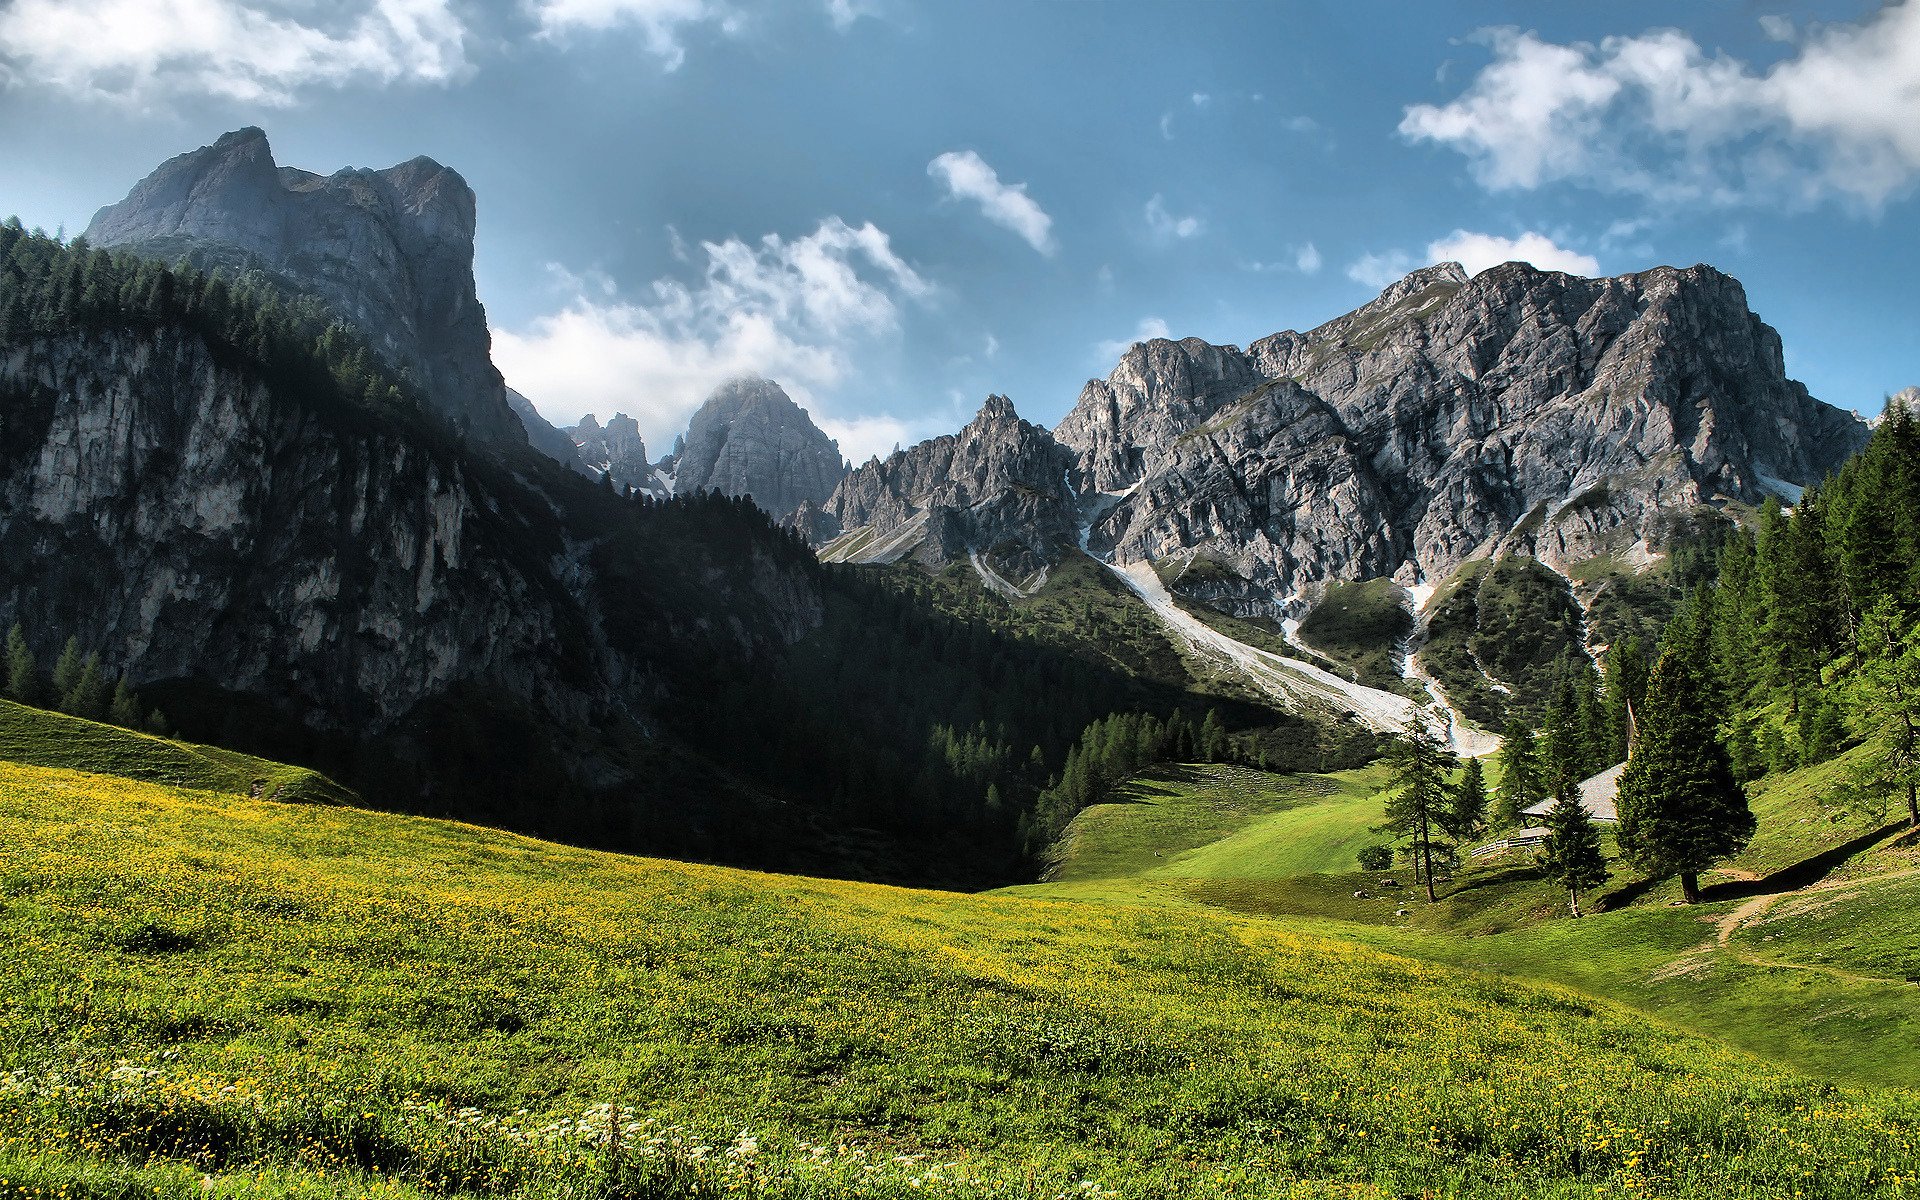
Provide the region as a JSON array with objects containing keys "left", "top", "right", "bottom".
[
  {"left": 567, "top": 411, "right": 652, "bottom": 492},
  {"left": 84, "top": 128, "right": 521, "bottom": 447},
  {"left": 671, "top": 376, "right": 846, "bottom": 519}
]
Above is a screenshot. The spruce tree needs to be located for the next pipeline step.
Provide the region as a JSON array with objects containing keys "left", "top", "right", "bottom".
[
  {"left": 1494, "top": 719, "right": 1541, "bottom": 828},
  {"left": 1849, "top": 596, "right": 1920, "bottom": 828},
  {"left": 1537, "top": 781, "right": 1610, "bottom": 917},
  {"left": 108, "top": 677, "right": 142, "bottom": 728},
  {"left": 48, "top": 636, "right": 82, "bottom": 712},
  {"left": 68, "top": 654, "right": 107, "bottom": 721},
  {"left": 5, "top": 624, "right": 36, "bottom": 704},
  {"left": 1444, "top": 756, "right": 1488, "bottom": 844},
  {"left": 1615, "top": 653, "right": 1754, "bottom": 903},
  {"left": 1379, "top": 707, "right": 1460, "bottom": 902}
]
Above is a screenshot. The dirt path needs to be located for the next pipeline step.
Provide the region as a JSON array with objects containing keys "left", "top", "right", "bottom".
[{"left": 1702, "top": 866, "right": 1920, "bottom": 983}]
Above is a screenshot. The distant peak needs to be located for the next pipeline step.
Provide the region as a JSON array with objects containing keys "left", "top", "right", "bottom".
[
  {"left": 974, "top": 394, "right": 1020, "bottom": 425},
  {"left": 213, "top": 126, "right": 270, "bottom": 151}
]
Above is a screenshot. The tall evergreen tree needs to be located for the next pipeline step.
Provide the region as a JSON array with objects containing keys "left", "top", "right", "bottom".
[
  {"left": 48, "top": 636, "right": 82, "bottom": 712},
  {"left": 1379, "top": 707, "right": 1460, "bottom": 902},
  {"left": 1537, "top": 780, "right": 1610, "bottom": 917},
  {"left": 1603, "top": 636, "right": 1649, "bottom": 761},
  {"left": 1493, "top": 719, "right": 1541, "bottom": 828},
  {"left": 108, "top": 677, "right": 142, "bottom": 729},
  {"left": 1615, "top": 653, "right": 1755, "bottom": 903},
  {"left": 1444, "top": 756, "right": 1489, "bottom": 844},
  {"left": 1848, "top": 596, "right": 1920, "bottom": 829},
  {"left": 67, "top": 653, "right": 108, "bottom": 721},
  {"left": 4, "top": 624, "right": 36, "bottom": 705}
]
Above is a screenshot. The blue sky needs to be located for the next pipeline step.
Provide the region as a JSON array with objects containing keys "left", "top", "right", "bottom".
[{"left": 3, "top": 0, "right": 1917, "bottom": 462}]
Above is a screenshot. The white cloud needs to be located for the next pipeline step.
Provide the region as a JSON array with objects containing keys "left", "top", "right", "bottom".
[
  {"left": 1191, "top": 91, "right": 1211, "bottom": 108},
  {"left": 817, "top": 411, "right": 953, "bottom": 465},
  {"left": 1426, "top": 229, "right": 1599, "bottom": 277},
  {"left": 1095, "top": 316, "right": 1172, "bottom": 362},
  {"left": 1295, "top": 242, "right": 1323, "bottom": 274},
  {"left": 1144, "top": 194, "right": 1204, "bottom": 240},
  {"left": 0, "top": 0, "right": 469, "bottom": 104},
  {"left": 1759, "top": 14, "right": 1795, "bottom": 44},
  {"left": 526, "top": 0, "right": 740, "bottom": 68},
  {"left": 1346, "top": 251, "right": 1414, "bottom": 290},
  {"left": 1159, "top": 111, "right": 1175, "bottom": 140},
  {"left": 494, "top": 217, "right": 931, "bottom": 454},
  {"left": 927, "top": 149, "right": 1056, "bottom": 255},
  {"left": 983, "top": 332, "right": 1000, "bottom": 358},
  {"left": 1401, "top": 3, "right": 1920, "bottom": 209}
]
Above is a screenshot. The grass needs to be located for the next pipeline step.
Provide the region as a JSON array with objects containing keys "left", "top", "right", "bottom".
[
  {"left": 0, "top": 698, "right": 354, "bottom": 805},
  {"left": 1296, "top": 580, "right": 1416, "bottom": 696},
  {"left": 1019, "top": 748, "right": 1920, "bottom": 1092},
  {"left": 4, "top": 760, "right": 1920, "bottom": 1196}
]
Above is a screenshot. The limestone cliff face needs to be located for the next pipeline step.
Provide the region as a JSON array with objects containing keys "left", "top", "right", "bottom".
[
  {"left": 509, "top": 389, "right": 589, "bottom": 474},
  {"left": 1060, "top": 261, "right": 1868, "bottom": 605},
  {"left": 0, "top": 324, "right": 820, "bottom": 771},
  {"left": 821, "top": 396, "right": 1077, "bottom": 579},
  {"left": 84, "top": 128, "right": 525, "bottom": 447},
  {"left": 672, "top": 377, "right": 846, "bottom": 519},
  {"left": 569, "top": 412, "right": 655, "bottom": 493}
]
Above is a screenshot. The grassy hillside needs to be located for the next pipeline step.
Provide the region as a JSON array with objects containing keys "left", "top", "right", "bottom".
[
  {"left": 1295, "top": 579, "right": 1416, "bottom": 696},
  {"left": 2, "top": 759, "right": 1916, "bottom": 1197},
  {"left": 1023, "top": 753, "right": 1920, "bottom": 1091},
  {"left": 0, "top": 697, "right": 355, "bottom": 804}
]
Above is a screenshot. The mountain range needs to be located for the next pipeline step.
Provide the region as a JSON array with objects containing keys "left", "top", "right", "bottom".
[{"left": 0, "top": 127, "right": 1883, "bottom": 880}]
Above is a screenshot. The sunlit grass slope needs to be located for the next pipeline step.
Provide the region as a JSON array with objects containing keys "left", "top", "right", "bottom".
[
  {"left": 3, "top": 761, "right": 1918, "bottom": 1197},
  {"left": 0, "top": 697, "right": 354, "bottom": 804},
  {"left": 1020, "top": 756, "right": 1920, "bottom": 1090}
]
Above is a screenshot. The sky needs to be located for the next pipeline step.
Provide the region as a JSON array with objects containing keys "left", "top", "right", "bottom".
[{"left": 2, "top": 0, "right": 1918, "bottom": 464}]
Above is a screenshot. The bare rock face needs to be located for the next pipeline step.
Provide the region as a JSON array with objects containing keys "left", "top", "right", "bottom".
[
  {"left": 821, "top": 395, "right": 1077, "bottom": 579},
  {"left": 569, "top": 412, "right": 656, "bottom": 493},
  {"left": 509, "top": 389, "right": 589, "bottom": 474},
  {"left": 1061, "top": 261, "right": 1868, "bottom": 603},
  {"left": 672, "top": 377, "right": 846, "bottom": 518},
  {"left": 84, "top": 128, "right": 524, "bottom": 446}
]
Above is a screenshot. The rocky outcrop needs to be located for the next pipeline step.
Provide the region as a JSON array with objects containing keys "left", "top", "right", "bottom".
[
  {"left": 821, "top": 396, "right": 1077, "bottom": 580},
  {"left": 672, "top": 377, "right": 846, "bottom": 518},
  {"left": 569, "top": 412, "right": 657, "bottom": 493},
  {"left": 84, "top": 127, "right": 524, "bottom": 446},
  {"left": 1064, "top": 261, "right": 1868, "bottom": 606},
  {"left": 509, "top": 389, "right": 589, "bottom": 473},
  {"left": 0, "top": 322, "right": 820, "bottom": 794}
]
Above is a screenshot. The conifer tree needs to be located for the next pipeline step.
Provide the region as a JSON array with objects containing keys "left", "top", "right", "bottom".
[
  {"left": 68, "top": 653, "right": 107, "bottom": 720},
  {"left": 1379, "top": 707, "right": 1459, "bottom": 902},
  {"left": 5, "top": 624, "right": 36, "bottom": 705},
  {"left": 1444, "top": 756, "right": 1488, "bottom": 844},
  {"left": 1493, "top": 719, "right": 1541, "bottom": 828},
  {"left": 1615, "top": 653, "right": 1754, "bottom": 903},
  {"left": 1849, "top": 596, "right": 1920, "bottom": 828},
  {"left": 49, "top": 636, "right": 82, "bottom": 712},
  {"left": 1538, "top": 780, "right": 1610, "bottom": 917},
  {"left": 108, "top": 677, "right": 142, "bottom": 728}
]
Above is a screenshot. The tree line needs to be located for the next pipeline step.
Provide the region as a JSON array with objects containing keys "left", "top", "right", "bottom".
[{"left": 4, "top": 623, "right": 166, "bottom": 734}]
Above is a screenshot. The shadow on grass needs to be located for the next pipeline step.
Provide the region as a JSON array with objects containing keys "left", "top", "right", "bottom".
[{"left": 1700, "top": 821, "right": 1910, "bottom": 903}]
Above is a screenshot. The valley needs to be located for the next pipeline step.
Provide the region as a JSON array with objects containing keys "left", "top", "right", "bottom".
[{"left": 0, "top": 704, "right": 1915, "bottom": 1198}]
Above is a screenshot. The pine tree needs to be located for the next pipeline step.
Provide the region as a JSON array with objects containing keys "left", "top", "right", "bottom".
[
  {"left": 1493, "top": 719, "right": 1541, "bottom": 828},
  {"left": 1615, "top": 653, "right": 1755, "bottom": 903},
  {"left": 1444, "top": 756, "right": 1488, "bottom": 844},
  {"left": 68, "top": 653, "right": 108, "bottom": 721},
  {"left": 1848, "top": 596, "right": 1920, "bottom": 828},
  {"left": 1378, "top": 707, "right": 1460, "bottom": 903},
  {"left": 48, "top": 636, "right": 82, "bottom": 712},
  {"left": 5, "top": 624, "right": 36, "bottom": 704},
  {"left": 1537, "top": 780, "right": 1610, "bottom": 917},
  {"left": 108, "top": 676, "right": 142, "bottom": 728}
]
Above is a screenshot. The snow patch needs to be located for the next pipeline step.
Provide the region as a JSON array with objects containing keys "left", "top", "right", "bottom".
[
  {"left": 1112, "top": 560, "right": 1422, "bottom": 737},
  {"left": 1757, "top": 474, "right": 1806, "bottom": 504}
]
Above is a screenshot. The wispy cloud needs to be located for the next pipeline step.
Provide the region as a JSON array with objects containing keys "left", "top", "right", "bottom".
[
  {"left": 1144, "top": 194, "right": 1204, "bottom": 240},
  {"left": 1401, "top": 2, "right": 1920, "bottom": 209},
  {"left": 494, "top": 218, "right": 932, "bottom": 455},
  {"left": 0, "top": 0, "right": 469, "bottom": 105},
  {"left": 1426, "top": 229, "right": 1598, "bottom": 277},
  {"left": 1346, "top": 251, "right": 1414, "bottom": 290},
  {"left": 1095, "top": 315, "right": 1172, "bottom": 362},
  {"left": 927, "top": 149, "right": 1056, "bottom": 255},
  {"left": 525, "top": 0, "right": 738, "bottom": 68}
]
